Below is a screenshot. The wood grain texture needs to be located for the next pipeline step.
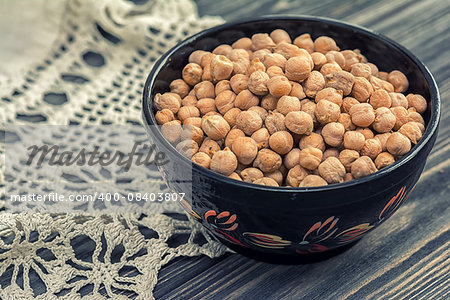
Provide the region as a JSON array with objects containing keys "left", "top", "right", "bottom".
[{"left": 151, "top": 0, "right": 450, "bottom": 299}]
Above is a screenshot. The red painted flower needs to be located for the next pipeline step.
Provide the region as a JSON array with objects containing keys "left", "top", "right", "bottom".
[
  {"left": 336, "top": 223, "right": 374, "bottom": 244},
  {"left": 379, "top": 186, "right": 410, "bottom": 221},
  {"left": 243, "top": 232, "right": 291, "bottom": 249},
  {"left": 203, "top": 210, "right": 246, "bottom": 247},
  {"left": 295, "top": 216, "right": 339, "bottom": 254}
]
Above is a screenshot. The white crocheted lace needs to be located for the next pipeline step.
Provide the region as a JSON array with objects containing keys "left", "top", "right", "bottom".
[{"left": 0, "top": 0, "right": 228, "bottom": 298}]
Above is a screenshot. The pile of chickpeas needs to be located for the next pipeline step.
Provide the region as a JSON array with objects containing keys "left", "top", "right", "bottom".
[{"left": 154, "top": 29, "right": 427, "bottom": 187}]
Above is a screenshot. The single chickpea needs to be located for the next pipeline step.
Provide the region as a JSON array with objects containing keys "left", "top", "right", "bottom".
[
  {"left": 386, "top": 132, "right": 411, "bottom": 156},
  {"left": 344, "top": 173, "right": 354, "bottom": 182},
  {"left": 408, "top": 111, "right": 425, "bottom": 126},
  {"left": 192, "top": 151, "right": 211, "bottom": 169},
  {"left": 321, "top": 122, "right": 345, "bottom": 147},
  {"left": 338, "top": 113, "right": 356, "bottom": 131},
  {"left": 213, "top": 44, "right": 233, "bottom": 56},
  {"left": 286, "top": 165, "right": 309, "bottom": 187},
  {"left": 300, "top": 175, "right": 328, "bottom": 187},
  {"left": 299, "top": 132, "right": 326, "bottom": 151},
  {"left": 293, "top": 33, "right": 315, "bottom": 53},
  {"left": 215, "top": 80, "right": 231, "bottom": 95},
  {"left": 251, "top": 33, "right": 276, "bottom": 51},
  {"left": 263, "top": 53, "right": 287, "bottom": 69},
  {"left": 161, "top": 120, "right": 182, "bottom": 143},
  {"left": 370, "top": 76, "right": 394, "bottom": 92},
  {"left": 269, "top": 131, "right": 294, "bottom": 155},
  {"left": 349, "top": 103, "right": 375, "bottom": 127},
  {"left": 251, "top": 49, "right": 272, "bottom": 62},
  {"left": 300, "top": 99, "right": 317, "bottom": 123},
  {"left": 290, "top": 82, "right": 307, "bottom": 99},
  {"left": 265, "top": 170, "right": 284, "bottom": 186},
  {"left": 341, "top": 97, "right": 359, "bottom": 113},
  {"left": 374, "top": 152, "right": 395, "bottom": 169},
  {"left": 277, "top": 95, "right": 301, "bottom": 115},
  {"left": 236, "top": 110, "right": 263, "bottom": 135},
  {"left": 154, "top": 92, "right": 181, "bottom": 114},
  {"left": 315, "top": 87, "right": 343, "bottom": 107},
  {"left": 210, "top": 55, "right": 233, "bottom": 81},
  {"left": 196, "top": 98, "right": 216, "bottom": 115},
  {"left": 323, "top": 148, "right": 340, "bottom": 161},
  {"left": 284, "top": 148, "right": 301, "bottom": 169},
  {"left": 199, "top": 138, "right": 221, "bottom": 157},
  {"left": 248, "top": 58, "right": 266, "bottom": 74},
  {"left": 183, "top": 117, "right": 202, "bottom": 128},
  {"left": 390, "top": 106, "right": 409, "bottom": 130},
  {"left": 356, "top": 127, "right": 374, "bottom": 140},
  {"left": 366, "top": 63, "right": 379, "bottom": 76},
  {"left": 169, "top": 79, "right": 190, "bottom": 98},
  {"left": 210, "top": 148, "right": 238, "bottom": 176},
  {"left": 232, "top": 59, "right": 251, "bottom": 76},
  {"left": 351, "top": 156, "right": 377, "bottom": 179},
  {"left": 232, "top": 37, "right": 252, "bottom": 50},
  {"left": 182, "top": 63, "right": 203, "bottom": 86},
  {"left": 372, "top": 107, "right": 396, "bottom": 133},
  {"left": 267, "top": 75, "right": 292, "bottom": 97},
  {"left": 360, "top": 138, "right": 382, "bottom": 160},
  {"left": 228, "top": 48, "right": 250, "bottom": 62},
  {"left": 181, "top": 125, "right": 204, "bottom": 146},
  {"left": 315, "top": 100, "right": 341, "bottom": 124},
  {"left": 341, "top": 50, "right": 360, "bottom": 71},
  {"left": 201, "top": 114, "right": 230, "bottom": 140},
  {"left": 351, "top": 77, "right": 374, "bottom": 102},
  {"left": 235, "top": 89, "right": 260, "bottom": 110},
  {"left": 311, "top": 52, "right": 327, "bottom": 70},
  {"left": 389, "top": 92, "right": 408, "bottom": 109},
  {"left": 229, "top": 172, "right": 242, "bottom": 181},
  {"left": 350, "top": 63, "right": 372, "bottom": 79},
  {"left": 223, "top": 107, "right": 241, "bottom": 127},
  {"left": 215, "top": 90, "right": 236, "bottom": 115},
  {"left": 247, "top": 107, "right": 267, "bottom": 122},
  {"left": 230, "top": 74, "right": 249, "bottom": 94},
  {"left": 369, "top": 89, "right": 391, "bottom": 109},
  {"left": 176, "top": 140, "right": 199, "bottom": 158},
  {"left": 326, "top": 71, "right": 355, "bottom": 96},
  {"left": 314, "top": 36, "right": 339, "bottom": 53},
  {"left": 193, "top": 81, "right": 215, "bottom": 99},
  {"left": 285, "top": 56, "right": 312, "bottom": 82},
  {"left": 241, "top": 167, "right": 264, "bottom": 182},
  {"left": 339, "top": 149, "right": 360, "bottom": 172},
  {"left": 265, "top": 111, "right": 286, "bottom": 134},
  {"left": 155, "top": 109, "right": 175, "bottom": 125},
  {"left": 201, "top": 64, "right": 213, "bottom": 81},
  {"left": 304, "top": 71, "right": 326, "bottom": 98},
  {"left": 177, "top": 106, "right": 201, "bottom": 122},
  {"left": 406, "top": 94, "right": 427, "bottom": 114},
  {"left": 266, "top": 66, "right": 285, "bottom": 78},
  {"left": 320, "top": 62, "right": 342, "bottom": 76},
  {"left": 343, "top": 131, "right": 365, "bottom": 151},
  {"left": 254, "top": 177, "right": 279, "bottom": 187},
  {"left": 253, "top": 148, "right": 282, "bottom": 173},
  {"left": 387, "top": 70, "right": 409, "bottom": 93},
  {"left": 398, "top": 122, "right": 423, "bottom": 144},
  {"left": 248, "top": 70, "right": 270, "bottom": 95},
  {"left": 189, "top": 50, "right": 207, "bottom": 65},
  {"left": 261, "top": 94, "right": 279, "bottom": 111},
  {"left": 225, "top": 128, "right": 245, "bottom": 149},
  {"left": 318, "top": 157, "right": 346, "bottom": 184},
  {"left": 299, "top": 147, "right": 323, "bottom": 170},
  {"left": 251, "top": 128, "right": 270, "bottom": 149},
  {"left": 285, "top": 111, "right": 314, "bottom": 135},
  {"left": 325, "top": 50, "right": 345, "bottom": 68},
  {"left": 274, "top": 42, "right": 307, "bottom": 60},
  {"left": 374, "top": 133, "right": 392, "bottom": 152},
  {"left": 232, "top": 136, "right": 259, "bottom": 165},
  {"left": 181, "top": 95, "right": 197, "bottom": 107}
]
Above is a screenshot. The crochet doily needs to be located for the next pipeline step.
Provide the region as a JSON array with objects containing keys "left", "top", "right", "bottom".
[{"left": 0, "top": 0, "right": 228, "bottom": 298}]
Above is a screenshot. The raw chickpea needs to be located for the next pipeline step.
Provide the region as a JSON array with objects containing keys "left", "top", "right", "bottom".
[
  {"left": 202, "top": 114, "right": 230, "bottom": 140},
  {"left": 284, "top": 148, "right": 301, "bottom": 169},
  {"left": 406, "top": 94, "right": 427, "bottom": 114},
  {"left": 192, "top": 151, "right": 211, "bottom": 169},
  {"left": 232, "top": 136, "right": 259, "bottom": 165},
  {"left": 247, "top": 107, "right": 267, "bottom": 121},
  {"left": 248, "top": 70, "right": 270, "bottom": 95},
  {"left": 370, "top": 76, "right": 394, "bottom": 92},
  {"left": 261, "top": 94, "right": 279, "bottom": 111},
  {"left": 360, "top": 138, "right": 382, "bottom": 160},
  {"left": 263, "top": 53, "right": 287, "bottom": 69},
  {"left": 210, "top": 55, "right": 233, "bottom": 81},
  {"left": 178, "top": 105, "right": 200, "bottom": 122},
  {"left": 374, "top": 133, "right": 392, "bottom": 152},
  {"left": 318, "top": 157, "right": 346, "bottom": 184},
  {"left": 387, "top": 70, "right": 409, "bottom": 93},
  {"left": 161, "top": 120, "right": 182, "bottom": 143},
  {"left": 350, "top": 63, "right": 372, "bottom": 79},
  {"left": 325, "top": 50, "right": 345, "bottom": 68},
  {"left": 248, "top": 58, "right": 266, "bottom": 74},
  {"left": 201, "top": 64, "right": 213, "bottom": 81},
  {"left": 154, "top": 92, "right": 181, "bottom": 114},
  {"left": 251, "top": 128, "right": 270, "bottom": 149},
  {"left": 341, "top": 50, "right": 360, "bottom": 71},
  {"left": 232, "top": 59, "right": 250, "bottom": 76},
  {"left": 215, "top": 90, "right": 236, "bottom": 114},
  {"left": 267, "top": 75, "right": 292, "bottom": 97},
  {"left": 398, "top": 122, "right": 423, "bottom": 144},
  {"left": 155, "top": 109, "right": 175, "bottom": 125},
  {"left": 199, "top": 138, "right": 220, "bottom": 157},
  {"left": 372, "top": 107, "right": 396, "bottom": 133},
  {"left": 251, "top": 33, "right": 276, "bottom": 51},
  {"left": 294, "top": 33, "right": 315, "bottom": 53},
  {"left": 176, "top": 140, "right": 199, "bottom": 158},
  {"left": 315, "top": 100, "right": 341, "bottom": 124},
  {"left": 285, "top": 111, "right": 314, "bottom": 135},
  {"left": 315, "top": 87, "right": 343, "bottom": 107},
  {"left": 223, "top": 107, "right": 241, "bottom": 127},
  {"left": 300, "top": 175, "right": 328, "bottom": 187},
  {"left": 344, "top": 173, "right": 354, "bottom": 182},
  {"left": 321, "top": 122, "right": 345, "bottom": 147},
  {"left": 241, "top": 167, "right": 264, "bottom": 182},
  {"left": 339, "top": 149, "right": 360, "bottom": 172},
  {"left": 351, "top": 156, "right": 377, "bottom": 179},
  {"left": 253, "top": 149, "right": 282, "bottom": 173},
  {"left": 181, "top": 125, "right": 204, "bottom": 146},
  {"left": 311, "top": 52, "right": 327, "bottom": 69},
  {"left": 343, "top": 131, "right": 365, "bottom": 151},
  {"left": 320, "top": 62, "right": 342, "bottom": 76},
  {"left": 183, "top": 117, "right": 202, "bottom": 128},
  {"left": 285, "top": 56, "right": 312, "bottom": 82},
  {"left": 386, "top": 132, "right": 411, "bottom": 156},
  {"left": 210, "top": 148, "right": 238, "bottom": 176},
  {"left": 265, "top": 111, "right": 286, "bottom": 134},
  {"left": 286, "top": 165, "right": 309, "bottom": 187},
  {"left": 225, "top": 128, "right": 245, "bottom": 149},
  {"left": 215, "top": 80, "right": 231, "bottom": 95},
  {"left": 236, "top": 110, "right": 263, "bottom": 135},
  {"left": 182, "top": 63, "right": 203, "bottom": 86},
  {"left": 266, "top": 66, "right": 285, "bottom": 78},
  {"left": 338, "top": 113, "right": 356, "bottom": 131},
  {"left": 351, "top": 77, "right": 374, "bottom": 102},
  {"left": 200, "top": 52, "right": 215, "bottom": 68},
  {"left": 304, "top": 71, "right": 326, "bottom": 98},
  {"left": 181, "top": 95, "right": 197, "bottom": 107},
  {"left": 389, "top": 92, "right": 408, "bottom": 109},
  {"left": 375, "top": 152, "right": 395, "bottom": 169},
  {"left": 300, "top": 99, "right": 317, "bottom": 123},
  {"left": 274, "top": 42, "right": 306, "bottom": 60},
  {"left": 366, "top": 63, "right": 379, "bottom": 76},
  {"left": 265, "top": 170, "right": 284, "bottom": 186},
  {"left": 189, "top": 50, "right": 207, "bottom": 65},
  {"left": 196, "top": 98, "right": 216, "bottom": 115},
  {"left": 299, "top": 132, "right": 326, "bottom": 151},
  {"left": 170, "top": 79, "right": 190, "bottom": 98},
  {"left": 232, "top": 37, "right": 252, "bottom": 50},
  {"left": 369, "top": 89, "right": 391, "bottom": 109},
  {"left": 323, "top": 148, "right": 340, "bottom": 161},
  {"left": 299, "top": 147, "right": 323, "bottom": 170},
  {"left": 342, "top": 97, "right": 359, "bottom": 113},
  {"left": 349, "top": 103, "right": 375, "bottom": 127},
  {"left": 277, "top": 95, "right": 301, "bottom": 115},
  {"left": 254, "top": 177, "right": 279, "bottom": 187},
  {"left": 251, "top": 49, "right": 272, "bottom": 62},
  {"left": 235, "top": 89, "right": 259, "bottom": 110},
  {"left": 314, "top": 36, "right": 339, "bottom": 53},
  {"left": 290, "top": 82, "right": 307, "bottom": 99},
  {"left": 229, "top": 172, "right": 242, "bottom": 181},
  {"left": 230, "top": 74, "right": 249, "bottom": 94},
  {"left": 213, "top": 44, "right": 233, "bottom": 56},
  {"left": 356, "top": 127, "right": 374, "bottom": 140},
  {"left": 390, "top": 106, "right": 409, "bottom": 130},
  {"left": 326, "top": 71, "right": 355, "bottom": 96},
  {"left": 408, "top": 111, "right": 425, "bottom": 126},
  {"left": 194, "top": 81, "right": 215, "bottom": 99},
  {"left": 269, "top": 131, "right": 294, "bottom": 155}
]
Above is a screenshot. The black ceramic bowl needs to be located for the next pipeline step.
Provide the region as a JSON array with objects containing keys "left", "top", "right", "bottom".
[{"left": 142, "top": 16, "right": 440, "bottom": 260}]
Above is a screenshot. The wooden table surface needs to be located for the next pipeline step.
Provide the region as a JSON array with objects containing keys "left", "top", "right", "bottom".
[{"left": 153, "top": 0, "right": 450, "bottom": 299}]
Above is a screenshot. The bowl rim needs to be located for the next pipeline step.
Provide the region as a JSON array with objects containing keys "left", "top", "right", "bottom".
[{"left": 142, "top": 14, "right": 441, "bottom": 193}]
